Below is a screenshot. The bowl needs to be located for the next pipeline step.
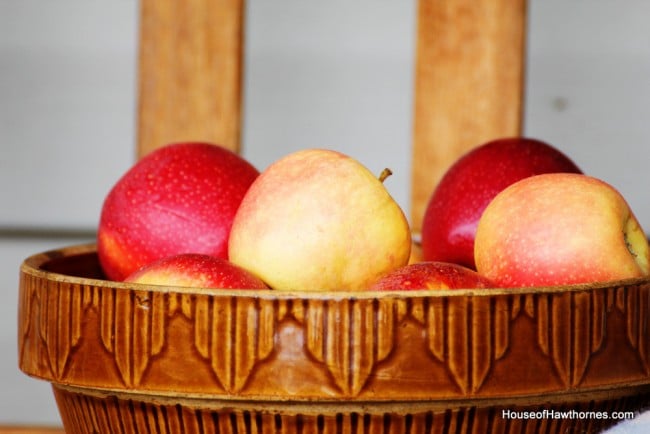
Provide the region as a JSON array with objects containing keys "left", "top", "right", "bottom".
[{"left": 18, "top": 244, "right": 650, "bottom": 433}]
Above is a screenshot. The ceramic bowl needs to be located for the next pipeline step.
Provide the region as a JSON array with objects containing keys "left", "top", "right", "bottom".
[{"left": 18, "top": 244, "right": 650, "bottom": 433}]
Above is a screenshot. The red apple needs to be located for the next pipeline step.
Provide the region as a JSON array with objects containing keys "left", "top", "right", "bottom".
[
  {"left": 421, "top": 137, "right": 581, "bottom": 269},
  {"left": 98, "top": 142, "right": 259, "bottom": 281},
  {"left": 369, "top": 261, "right": 495, "bottom": 290},
  {"left": 474, "top": 173, "right": 650, "bottom": 287},
  {"left": 125, "top": 253, "right": 269, "bottom": 289}
]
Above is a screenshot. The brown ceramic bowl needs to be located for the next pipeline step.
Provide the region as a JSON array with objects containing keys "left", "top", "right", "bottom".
[{"left": 18, "top": 244, "right": 650, "bottom": 433}]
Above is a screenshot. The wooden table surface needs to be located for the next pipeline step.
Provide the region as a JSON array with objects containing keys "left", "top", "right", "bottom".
[{"left": 0, "top": 427, "right": 64, "bottom": 434}]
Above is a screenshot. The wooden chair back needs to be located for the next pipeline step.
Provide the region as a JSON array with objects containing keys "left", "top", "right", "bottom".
[{"left": 136, "top": 0, "right": 526, "bottom": 231}]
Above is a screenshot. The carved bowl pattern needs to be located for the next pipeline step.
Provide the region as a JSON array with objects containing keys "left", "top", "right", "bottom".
[{"left": 18, "top": 244, "right": 650, "bottom": 433}]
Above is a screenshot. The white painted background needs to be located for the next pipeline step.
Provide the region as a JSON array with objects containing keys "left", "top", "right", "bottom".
[{"left": 1, "top": 1, "right": 650, "bottom": 430}]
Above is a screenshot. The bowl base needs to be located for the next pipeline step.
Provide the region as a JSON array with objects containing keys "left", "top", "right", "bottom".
[{"left": 52, "top": 385, "right": 649, "bottom": 434}]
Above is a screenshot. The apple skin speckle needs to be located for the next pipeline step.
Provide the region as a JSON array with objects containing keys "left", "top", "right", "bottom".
[
  {"left": 474, "top": 173, "right": 650, "bottom": 287},
  {"left": 125, "top": 253, "right": 269, "bottom": 290},
  {"left": 369, "top": 261, "right": 495, "bottom": 291},
  {"left": 421, "top": 137, "right": 581, "bottom": 270},
  {"left": 98, "top": 142, "right": 259, "bottom": 281}
]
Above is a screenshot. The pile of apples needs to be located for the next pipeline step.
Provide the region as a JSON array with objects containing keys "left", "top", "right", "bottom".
[{"left": 97, "top": 138, "right": 650, "bottom": 292}]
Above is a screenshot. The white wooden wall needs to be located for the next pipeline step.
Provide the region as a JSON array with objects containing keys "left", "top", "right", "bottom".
[{"left": 2, "top": 0, "right": 650, "bottom": 427}]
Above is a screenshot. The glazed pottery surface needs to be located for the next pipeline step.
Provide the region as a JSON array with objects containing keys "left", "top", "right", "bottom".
[{"left": 18, "top": 244, "right": 650, "bottom": 433}]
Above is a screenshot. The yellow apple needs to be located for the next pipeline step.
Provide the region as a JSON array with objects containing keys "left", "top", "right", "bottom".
[
  {"left": 228, "top": 149, "right": 411, "bottom": 291},
  {"left": 474, "top": 173, "right": 650, "bottom": 287}
]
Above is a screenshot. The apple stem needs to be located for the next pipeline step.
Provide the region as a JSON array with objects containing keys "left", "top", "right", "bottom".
[{"left": 379, "top": 168, "right": 393, "bottom": 183}]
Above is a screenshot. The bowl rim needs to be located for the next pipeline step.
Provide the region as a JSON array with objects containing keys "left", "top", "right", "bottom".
[{"left": 21, "top": 243, "right": 650, "bottom": 299}]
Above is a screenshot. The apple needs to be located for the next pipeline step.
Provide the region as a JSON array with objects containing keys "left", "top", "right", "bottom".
[
  {"left": 369, "top": 261, "right": 495, "bottom": 291},
  {"left": 98, "top": 142, "right": 259, "bottom": 281},
  {"left": 474, "top": 173, "right": 650, "bottom": 287},
  {"left": 125, "top": 253, "right": 269, "bottom": 289},
  {"left": 421, "top": 137, "right": 582, "bottom": 269},
  {"left": 228, "top": 149, "right": 411, "bottom": 291}
]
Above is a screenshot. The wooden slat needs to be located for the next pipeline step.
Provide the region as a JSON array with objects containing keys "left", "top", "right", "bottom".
[
  {"left": 137, "top": 0, "right": 244, "bottom": 158},
  {"left": 410, "top": 0, "right": 526, "bottom": 231}
]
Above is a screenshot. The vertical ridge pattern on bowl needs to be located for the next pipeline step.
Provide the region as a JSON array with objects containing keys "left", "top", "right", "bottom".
[
  {"left": 52, "top": 385, "right": 650, "bottom": 434},
  {"left": 16, "top": 244, "right": 650, "bottom": 434}
]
